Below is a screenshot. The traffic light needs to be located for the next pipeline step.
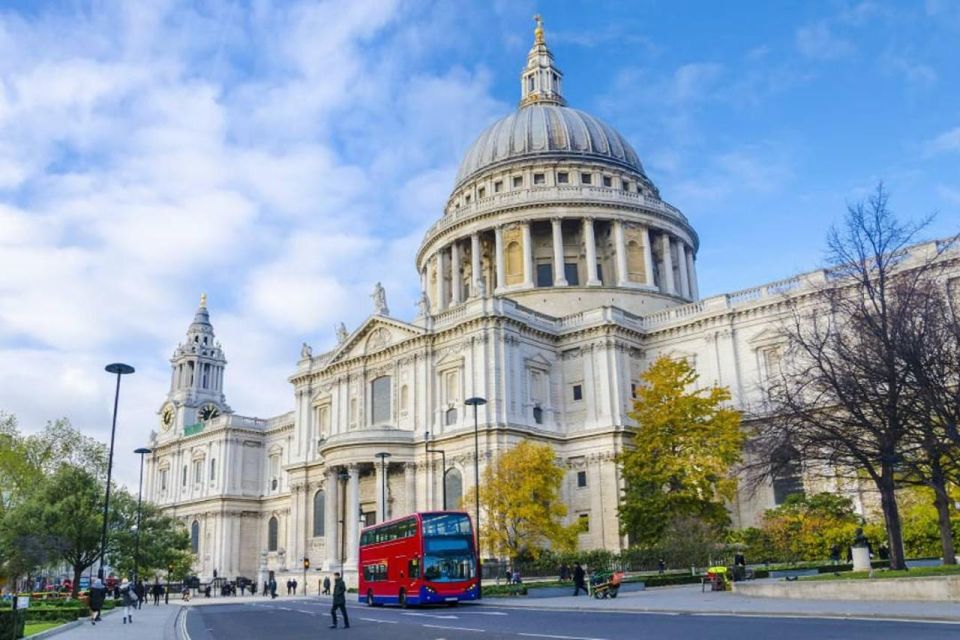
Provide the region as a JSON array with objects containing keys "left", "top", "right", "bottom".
[{"left": 303, "top": 557, "right": 310, "bottom": 570}]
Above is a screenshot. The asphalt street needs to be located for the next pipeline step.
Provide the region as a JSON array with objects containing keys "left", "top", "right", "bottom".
[{"left": 184, "top": 598, "right": 960, "bottom": 640}]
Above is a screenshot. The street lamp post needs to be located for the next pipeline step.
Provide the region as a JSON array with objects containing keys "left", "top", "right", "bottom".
[
  {"left": 99, "top": 362, "right": 135, "bottom": 580},
  {"left": 375, "top": 452, "right": 392, "bottom": 523},
  {"left": 133, "top": 447, "right": 152, "bottom": 586},
  {"left": 424, "top": 432, "right": 447, "bottom": 510},
  {"left": 338, "top": 468, "right": 349, "bottom": 571},
  {"left": 464, "top": 396, "right": 486, "bottom": 598}
]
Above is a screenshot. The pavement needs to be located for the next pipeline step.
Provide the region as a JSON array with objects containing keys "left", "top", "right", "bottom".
[
  {"left": 485, "top": 583, "right": 960, "bottom": 622},
  {"left": 39, "top": 601, "right": 183, "bottom": 640}
]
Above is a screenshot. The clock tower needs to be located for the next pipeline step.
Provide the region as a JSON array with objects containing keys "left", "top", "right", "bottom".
[{"left": 158, "top": 293, "right": 232, "bottom": 437}]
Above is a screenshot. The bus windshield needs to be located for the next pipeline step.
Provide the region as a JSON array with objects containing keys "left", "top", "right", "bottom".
[{"left": 421, "top": 513, "right": 476, "bottom": 583}]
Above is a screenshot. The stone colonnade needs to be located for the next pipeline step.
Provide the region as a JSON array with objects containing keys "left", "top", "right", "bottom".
[{"left": 422, "top": 216, "right": 698, "bottom": 312}]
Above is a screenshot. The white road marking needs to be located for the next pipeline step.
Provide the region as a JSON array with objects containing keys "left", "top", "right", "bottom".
[
  {"left": 518, "top": 634, "right": 608, "bottom": 640},
  {"left": 460, "top": 611, "right": 508, "bottom": 616},
  {"left": 296, "top": 609, "right": 314, "bottom": 614},
  {"left": 402, "top": 612, "right": 459, "bottom": 619},
  {"left": 359, "top": 617, "right": 398, "bottom": 624},
  {"left": 423, "top": 624, "right": 485, "bottom": 632}
]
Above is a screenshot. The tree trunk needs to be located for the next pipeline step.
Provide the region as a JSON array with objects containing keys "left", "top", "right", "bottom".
[
  {"left": 72, "top": 565, "right": 82, "bottom": 598},
  {"left": 878, "top": 471, "right": 907, "bottom": 570},
  {"left": 931, "top": 479, "right": 957, "bottom": 565}
]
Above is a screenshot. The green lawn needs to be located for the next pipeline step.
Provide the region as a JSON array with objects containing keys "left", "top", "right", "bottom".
[
  {"left": 24, "top": 621, "right": 66, "bottom": 637},
  {"left": 801, "top": 564, "right": 960, "bottom": 581}
]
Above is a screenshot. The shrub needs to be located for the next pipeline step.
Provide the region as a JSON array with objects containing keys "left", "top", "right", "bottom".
[{"left": 0, "top": 609, "right": 27, "bottom": 639}]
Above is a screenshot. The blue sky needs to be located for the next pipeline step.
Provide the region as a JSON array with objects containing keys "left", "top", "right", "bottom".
[{"left": 0, "top": 0, "right": 958, "bottom": 487}]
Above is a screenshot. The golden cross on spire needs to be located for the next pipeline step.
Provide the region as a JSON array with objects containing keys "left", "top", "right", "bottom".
[{"left": 534, "top": 14, "right": 544, "bottom": 44}]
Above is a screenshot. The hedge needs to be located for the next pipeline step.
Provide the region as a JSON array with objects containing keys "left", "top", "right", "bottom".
[{"left": 0, "top": 609, "right": 27, "bottom": 639}]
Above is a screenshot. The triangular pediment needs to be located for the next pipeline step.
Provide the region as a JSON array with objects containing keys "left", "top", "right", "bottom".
[
  {"left": 747, "top": 327, "right": 783, "bottom": 348},
  {"left": 328, "top": 315, "right": 425, "bottom": 363}
]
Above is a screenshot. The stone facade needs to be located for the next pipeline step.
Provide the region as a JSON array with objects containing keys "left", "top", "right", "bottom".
[{"left": 144, "top": 23, "right": 960, "bottom": 589}]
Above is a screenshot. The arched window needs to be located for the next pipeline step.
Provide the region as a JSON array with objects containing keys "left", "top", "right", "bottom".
[
  {"left": 190, "top": 521, "right": 200, "bottom": 555},
  {"left": 627, "top": 240, "right": 646, "bottom": 282},
  {"left": 444, "top": 468, "right": 463, "bottom": 510},
  {"left": 445, "top": 408, "right": 457, "bottom": 425},
  {"left": 313, "top": 490, "right": 325, "bottom": 537},
  {"left": 506, "top": 241, "right": 522, "bottom": 282},
  {"left": 268, "top": 516, "right": 279, "bottom": 552},
  {"left": 371, "top": 376, "right": 391, "bottom": 424}
]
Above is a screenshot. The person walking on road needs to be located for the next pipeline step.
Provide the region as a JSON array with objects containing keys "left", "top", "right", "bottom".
[
  {"left": 135, "top": 580, "right": 146, "bottom": 609},
  {"left": 88, "top": 578, "right": 106, "bottom": 625},
  {"left": 323, "top": 576, "right": 331, "bottom": 595},
  {"left": 120, "top": 578, "right": 138, "bottom": 623},
  {"left": 151, "top": 580, "right": 162, "bottom": 605},
  {"left": 329, "top": 572, "right": 349, "bottom": 629},
  {"left": 572, "top": 562, "right": 587, "bottom": 596}
]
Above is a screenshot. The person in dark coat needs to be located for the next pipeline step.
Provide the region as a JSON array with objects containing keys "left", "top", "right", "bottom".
[
  {"left": 120, "top": 578, "right": 138, "bottom": 624},
  {"left": 269, "top": 577, "right": 277, "bottom": 599},
  {"left": 322, "top": 576, "right": 331, "bottom": 595},
  {"left": 572, "top": 563, "right": 587, "bottom": 596},
  {"left": 329, "top": 573, "right": 349, "bottom": 629},
  {"left": 135, "top": 580, "right": 146, "bottom": 609},
  {"left": 88, "top": 578, "right": 106, "bottom": 625},
  {"left": 151, "top": 581, "right": 163, "bottom": 605}
]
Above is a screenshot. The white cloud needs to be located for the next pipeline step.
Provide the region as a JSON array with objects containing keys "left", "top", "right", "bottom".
[
  {"left": 926, "top": 127, "right": 960, "bottom": 155},
  {"left": 795, "top": 22, "right": 855, "bottom": 60}
]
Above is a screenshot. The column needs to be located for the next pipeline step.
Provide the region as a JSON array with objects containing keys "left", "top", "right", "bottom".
[
  {"left": 494, "top": 226, "right": 505, "bottom": 291},
  {"left": 686, "top": 249, "right": 699, "bottom": 300},
  {"left": 451, "top": 241, "right": 462, "bottom": 304},
  {"left": 613, "top": 220, "right": 628, "bottom": 286},
  {"left": 677, "top": 241, "right": 690, "bottom": 299},
  {"left": 551, "top": 217, "right": 567, "bottom": 286},
  {"left": 660, "top": 233, "right": 675, "bottom": 294},
  {"left": 437, "top": 251, "right": 448, "bottom": 311},
  {"left": 522, "top": 221, "right": 534, "bottom": 287},
  {"left": 375, "top": 461, "right": 387, "bottom": 523},
  {"left": 471, "top": 233, "right": 482, "bottom": 296},
  {"left": 324, "top": 468, "right": 339, "bottom": 570},
  {"left": 345, "top": 464, "right": 360, "bottom": 565},
  {"left": 404, "top": 463, "right": 416, "bottom": 515},
  {"left": 641, "top": 227, "right": 655, "bottom": 288},
  {"left": 584, "top": 217, "right": 600, "bottom": 286}
]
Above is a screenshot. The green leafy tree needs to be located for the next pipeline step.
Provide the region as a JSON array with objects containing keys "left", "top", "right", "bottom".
[
  {"left": 464, "top": 440, "right": 580, "bottom": 561},
  {"left": 107, "top": 490, "right": 192, "bottom": 581},
  {"left": 758, "top": 493, "right": 860, "bottom": 563},
  {"left": 619, "top": 356, "right": 744, "bottom": 546},
  {"left": 7, "top": 465, "right": 104, "bottom": 597}
]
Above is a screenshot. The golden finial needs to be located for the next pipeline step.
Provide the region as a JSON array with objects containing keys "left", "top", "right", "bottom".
[
  {"left": 200, "top": 292, "right": 207, "bottom": 308},
  {"left": 534, "top": 14, "right": 544, "bottom": 44}
]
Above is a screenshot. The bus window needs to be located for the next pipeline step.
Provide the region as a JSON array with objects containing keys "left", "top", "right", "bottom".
[{"left": 409, "top": 557, "right": 420, "bottom": 579}]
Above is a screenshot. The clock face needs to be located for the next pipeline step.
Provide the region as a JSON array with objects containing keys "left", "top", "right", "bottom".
[
  {"left": 160, "top": 404, "right": 175, "bottom": 431},
  {"left": 199, "top": 403, "right": 220, "bottom": 422}
]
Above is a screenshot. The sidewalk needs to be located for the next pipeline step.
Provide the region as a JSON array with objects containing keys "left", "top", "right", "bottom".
[
  {"left": 40, "top": 602, "right": 183, "bottom": 640},
  {"left": 483, "top": 583, "right": 960, "bottom": 623}
]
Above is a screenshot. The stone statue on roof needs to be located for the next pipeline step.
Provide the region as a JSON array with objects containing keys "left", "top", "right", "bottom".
[
  {"left": 300, "top": 342, "right": 312, "bottom": 359},
  {"left": 371, "top": 281, "right": 389, "bottom": 316},
  {"left": 336, "top": 322, "right": 349, "bottom": 345}
]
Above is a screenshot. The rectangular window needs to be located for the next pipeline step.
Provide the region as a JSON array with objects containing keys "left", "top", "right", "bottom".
[
  {"left": 210, "top": 458, "right": 216, "bottom": 481},
  {"left": 408, "top": 558, "right": 420, "bottom": 579},
  {"left": 623, "top": 181, "right": 631, "bottom": 192},
  {"left": 596, "top": 263, "right": 604, "bottom": 283},
  {"left": 536, "top": 263, "right": 553, "bottom": 287},
  {"left": 577, "top": 470, "right": 587, "bottom": 488},
  {"left": 580, "top": 173, "right": 592, "bottom": 185},
  {"left": 513, "top": 176, "right": 523, "bottom": 188},
  {"left": 557, "top": 172, "right": 569, "bottom": 184},
  {"left": 494, "top": 180, "right": 503, "bottom": 193},
  {"left": 465, "top": 194, "right": 471, "bottom": 204},
  {"left": 631, "top": 383, "right": 637, "bottom": 399},
  {"left": 160, "top": 469, "right": 168, "bottom": 491},
  {"left": 477, "top": 186, "right": 485, "bottom": 198},
  {"left": 533, "top": 173, "right": 545, "bottom": 185},
  {"left": 182, "top": 465, "right": 187, "bottom": 487},
  {"left": 572, "top": 384, "right": 583, "bottom": 401},
  {"left": 371, "top": 376, "right": 392, "bottom": 424},
  {"left": 578, "top": 513, "right": 590, "bottom": 532},
  {"left": 193, "top": 460, "right": 202, "bottom": 484},
  {"left": 603, "top": 176, "right": 612, "bottom": 187},
  {"left": 564, "top": 263, "right": 579, "bottom": 286}
]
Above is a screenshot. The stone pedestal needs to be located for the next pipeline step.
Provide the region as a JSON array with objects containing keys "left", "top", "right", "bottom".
[{"left": 851, "top": 545, "right": 871, "bottom": 572}]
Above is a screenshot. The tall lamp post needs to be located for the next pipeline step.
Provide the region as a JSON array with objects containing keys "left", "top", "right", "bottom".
[
  {"left": 338, "top": 468, "right": 349, "bottom": 571},
  {"left": 133, "top": 447, "right": 152, "bottom": 586},
  {"left": 99, "top": 362, "right": 135, "bottom": 580},
  {"left": 464, "top": 396, "right": 486, "bottom": 598},
  {"left": 424, "top": 432, "right": 447, "bottom": 510},
  {"left": 375, "top": 452, "right": 391, "bottom": 523}
]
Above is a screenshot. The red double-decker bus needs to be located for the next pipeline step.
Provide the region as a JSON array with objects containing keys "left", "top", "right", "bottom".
[{"left": 358, "top": 511, "right": 479, "bottom": 607}]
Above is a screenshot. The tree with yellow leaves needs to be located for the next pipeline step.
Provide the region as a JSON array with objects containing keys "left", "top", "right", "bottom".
[
  {"left": 619, "top": 356, "right": 744, "bottom": 546},
  {"left": 464, "top": 440, "right": 580, "bottom": 561}
]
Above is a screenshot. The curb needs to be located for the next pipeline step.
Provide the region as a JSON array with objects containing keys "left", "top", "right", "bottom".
[
  {"left": 478, "top": 602, "right": 960, "bottom": 624},
  {"left": 27, "top": 620, "right": 81, "bottom": 640}
]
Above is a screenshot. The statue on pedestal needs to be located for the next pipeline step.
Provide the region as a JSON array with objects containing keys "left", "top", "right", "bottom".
[
  {"left": 371, "top": 282, "right": 389, "bottom": 316},
  {"left": 300, "top": 342, "right": 312, "bottom": 359},
  {"left": 335, "top": 322, "right": 349, "bottom": 345}
]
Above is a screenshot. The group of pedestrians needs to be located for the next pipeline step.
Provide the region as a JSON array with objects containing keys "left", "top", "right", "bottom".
[
  {"left": 87, "top": 578, "right": 142, "bottom": 625},
  {"left": 285, "top": 578, "right": 299, "bottom": 594}
]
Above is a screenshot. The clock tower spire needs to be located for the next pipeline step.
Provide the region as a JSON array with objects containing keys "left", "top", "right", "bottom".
[{"left": 158, "top": 293, "right": 231, "bottom": 437}]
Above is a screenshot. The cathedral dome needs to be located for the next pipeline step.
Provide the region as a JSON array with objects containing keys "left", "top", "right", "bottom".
[{"left": 455, "top": 105, "right": 646, "bottom": 188}]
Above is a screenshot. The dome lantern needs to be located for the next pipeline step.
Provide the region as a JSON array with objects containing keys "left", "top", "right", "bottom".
[{"left": 520, "top": 15, "right": 565, "bottom": 108}]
